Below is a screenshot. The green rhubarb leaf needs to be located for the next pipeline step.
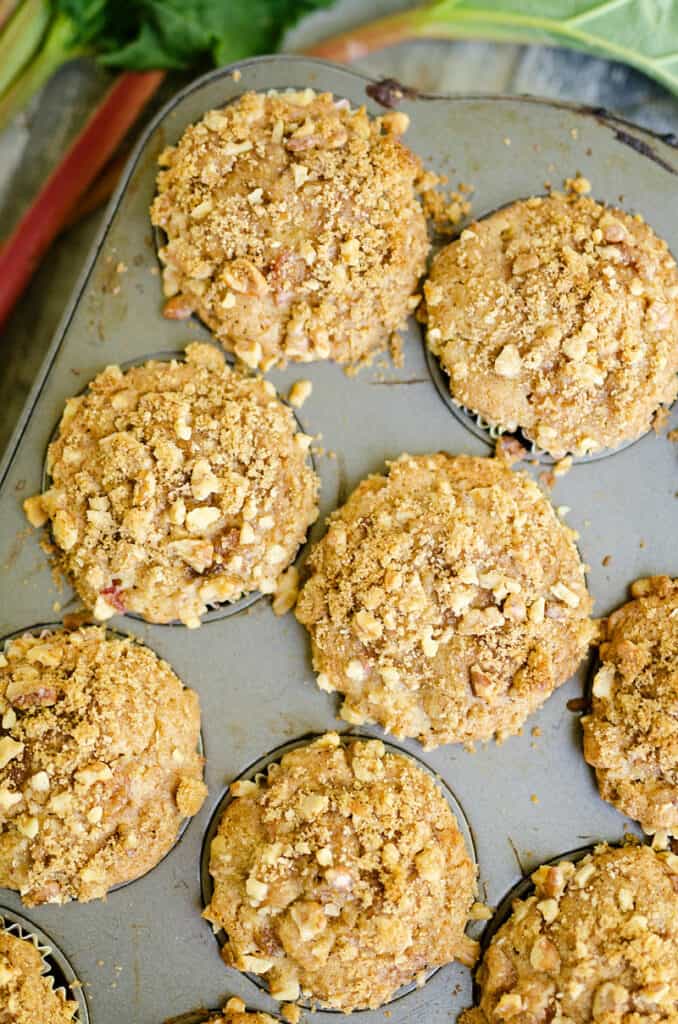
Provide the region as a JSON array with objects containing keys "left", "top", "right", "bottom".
[
  {"left": 99, "top": 0, "right": 335, "bottom": 70},
  {"left": 385, "top": 0, "right": 678, "bottom": 95}
]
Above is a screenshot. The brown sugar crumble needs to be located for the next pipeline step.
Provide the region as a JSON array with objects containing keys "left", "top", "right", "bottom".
[
  {"left": 204, "top": 732, "right": 478, "bottom": 1011},
  {"left": 151, "top": 89, "right": 429, "bottom": 370},
  {"left": 583, "top": 575, "right": 678, "bottom": 835},
  {"left": 0, "top": 929, "right": 77, "bottom": 1023},
  {"left": 295, "top": 454, "right": 595, "bottom": 749},
  {"left": 201, "top": 996, "right": 276, "bottom": 1023},
  {"left": 0, "top": 627, "right": 206, "bottom": 904},
  {"left": 462, "top": 843, "right": 678, "bottom": 1024},
  {"left": 24, "top": 343, "right": 318, "bottom": 627},
  {"left": 423, "top": 185, "right": 678, "bottom": 458}
]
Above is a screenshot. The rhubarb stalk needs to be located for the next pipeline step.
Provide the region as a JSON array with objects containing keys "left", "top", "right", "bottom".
[{"left": 0, "top": 69, "right": 165, "bottom": 331}]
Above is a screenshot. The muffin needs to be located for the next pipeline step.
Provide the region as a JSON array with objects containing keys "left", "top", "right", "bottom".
[
  {"left": 193, "top": 997, "right": 276, "bottom": 1023},
  {"left": 462, "top": 843, "right": 678, "bottom": 1024},
  {"left": 0, "top": 926, "right": 77, "bottom": 1023},
  {"left": 151, "top": 89, "right": 428, "bottom": 369},
  {"left": 204, "top": 732, "right": 478, "bottom": 1011},
  {"left": 423, "top": 189, "right": 678, "bottom": 457},
  {"left": 582, "top": 575, "right": 678, "bottom": 835},
  {"left": 24, "top": 342, "right": 319, "bottom": 627},
  {"left": 0, "top": 626, "right": 207, "bottom": 904},
  {"left": 295, "top": 454, "right": 595, "bottom": 748}
]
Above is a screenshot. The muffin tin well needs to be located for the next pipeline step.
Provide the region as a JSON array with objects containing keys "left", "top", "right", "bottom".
[{"left": 0, "top": 56, "right": 676, "bottom": 1023}]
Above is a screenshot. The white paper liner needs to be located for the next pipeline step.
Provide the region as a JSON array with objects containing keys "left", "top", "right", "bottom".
[{"left": 0, "top": 910, "right": 83, "bottom": 1021}]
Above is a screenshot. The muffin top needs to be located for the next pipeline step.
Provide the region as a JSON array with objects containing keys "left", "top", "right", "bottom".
[
  {"left": 151, "top": 89, "right": 428, "bottom": 369},
  {"left": 583, "top": 575, "right": 678, "bottom": 835},
  {"left": 0, "top": 928, "right": 77, "bottom": 1024},
  {"left": 424, "top": 188, "right": 678, "bottom": 457},
  {"left": 24, "top": 342, "right": 318, "bottom": 627},
  {"left": 295, "top": 454, "right": 595, "bottom": 748},
  {"left": 0, "top": 627, "right": 206, "bottom": 904},
  {"left": 203, "top": 997, "right": 276, "bottom": 1023},
  {"left": 462, "top": 843, "right": 678, "bottom": 1024},
  {"left": 204, "top": 732, "right": 478, "bottom": 1011}
]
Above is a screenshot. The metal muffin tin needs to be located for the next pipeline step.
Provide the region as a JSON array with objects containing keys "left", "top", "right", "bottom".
[{"left": 0, "top": 55, "right": 676, "bottom": 1024}]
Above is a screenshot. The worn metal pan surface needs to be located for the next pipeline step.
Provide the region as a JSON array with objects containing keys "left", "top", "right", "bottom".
[{"left": 0, "top": 55, "right": 676, "bottom": 1024}]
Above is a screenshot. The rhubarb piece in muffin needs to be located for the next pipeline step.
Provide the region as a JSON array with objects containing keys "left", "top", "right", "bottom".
[
  {"left": 462, "top": 843, "right": 678, "bottom": 1024},
  {"left": 0, "top": 928, "right": 77, "bottom": 1024},
  {"left": 0, "top": 626, "right": 206, "bottom": 904},
  {"left": 423, "top": 187, "right": 678, "bottom": 457},
  {"left": 295, "top": 453, "right": 594, "bottom": 748},
  {"left": 582, "top": 575, "right": 678, "bottom": 835},
  {"left": 151, "top": 89, "right": 428, "bottom": 369},
  {"left": 204, "top": 732, "right": 477, "bottom": 1011},
  {"left": 24, "top": 342, "right": 318, "bottom": 627}
]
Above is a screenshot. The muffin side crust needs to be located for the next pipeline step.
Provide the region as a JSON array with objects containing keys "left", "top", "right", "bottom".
[{"left": 583, "top": 575, "right": 678, "bottom": 835}]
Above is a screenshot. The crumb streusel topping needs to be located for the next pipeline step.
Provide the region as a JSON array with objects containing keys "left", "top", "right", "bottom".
[
  {"left": 462, "top": 843, "right": 678, "bottom": 1024},
  {"left": 204, "top": 732, "right": 478, "bottom": 1011},
  {"left": 583, "top": 575, "right": 678, "bottom": 835},
  {"left": 151, "top": 89, "right": 429, "bottom": 369},
  {"left": 423, "top": 189, "right": 678, "bottom": 457},
  {"left": 0, "top": 627, "right": 206, "bottom": 904},
  {"left": 24, "top": 343, "right": 319, "bottom": 627},
  {"left": 0, "top": 929, "right": 77, "bottom": 1024},
  {"left": 295, "top": 454, "right": 595, "bottom": 748},
  {"left": 202, "top": 997, "right": 276, "bottom": 1023}
]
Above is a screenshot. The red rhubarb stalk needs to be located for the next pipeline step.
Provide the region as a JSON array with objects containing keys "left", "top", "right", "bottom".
[{"left": 0, "top": 68, "right": 164, "bottom": 331}]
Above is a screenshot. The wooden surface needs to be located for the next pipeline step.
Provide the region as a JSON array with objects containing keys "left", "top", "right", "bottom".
[{"left": 1, "top": 0, "right": 676, "bottom": 455}]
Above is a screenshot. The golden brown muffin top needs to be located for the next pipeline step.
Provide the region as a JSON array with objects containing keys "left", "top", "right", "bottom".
[
  {"left": 0, "top": 627, "right": 206, "bottom": 904},
  {"left": 463, "top": 843, "right": 678, "bottom": 1024},
  {"left": 583, "top": 575, "right": 678, "bottom": 835},
  {"left": 0, "top": 929, "right": 77, "bottom": 1024},
  {"left": 424, "top": 188, "right": 678, "bottom": 457},
  {"left": 204, "top": 732, "right": 477, "bottom": 1011},
  {"left": 151, "top": 89, "right": 428, "bottom": 369},
  {"left": 296, "top": 454, "right": 595, "bottom": 748},
  {"left": 24, "top": 342, "right": 318, "bottom": 627}
]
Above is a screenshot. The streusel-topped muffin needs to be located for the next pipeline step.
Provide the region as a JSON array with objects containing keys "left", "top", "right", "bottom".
[
  {"left": 424, "top": 189, "right": 678, "bottom": 457},
  {"left": 0, "top": 928, "right": 77, "bottom": 1024},
  {"left": 296, "top": 454, "right": 594, "bottom": 748},
  {"left": 583, "top": 575, "right": 678, "bottom": 834},
  {"left": 24, "top": 343, "right": 318, "bottom": 627},
  {"left": 0, "top": 627, "right": 206, "bottom": 904},
  {"left": 204, "top": 732, "right": 478, "bottom": 1011},
  {"left": 151, "top": 90, "right": 428, "bottom": 369},
  {"left": 462, "top": 843, "right": 678, "bottom": 1024}
]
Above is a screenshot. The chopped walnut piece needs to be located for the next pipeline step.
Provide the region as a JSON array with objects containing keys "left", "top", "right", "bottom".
[{"left": 204, "top": 734, "right": 477, "bottom": 1011}]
